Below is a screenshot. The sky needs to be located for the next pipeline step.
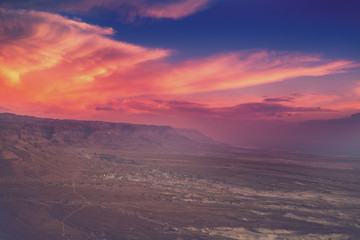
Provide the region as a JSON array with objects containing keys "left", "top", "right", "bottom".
[{"left": 1, "top": 0, "right": 360, "bottom": 156}]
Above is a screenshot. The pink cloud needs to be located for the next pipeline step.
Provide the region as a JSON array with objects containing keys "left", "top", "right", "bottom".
[
  {"left": 0, "top": 8, "right": 169, "bottom": 100},
  {"left": 91, "top": 97, "right": 331, "bottom": 120},
  {"left": 141, "top": 0, "right": 211, "bottom": 19},
  {"left": 355, "top": 83, "right": 360, "bottom": 96},
  {"left": 0, "top": 8, "right": 358, "bottom": 122},
  {"left": 0, "top": 0, "right": 211, "bottom": 20},
  {"left": 83, "top": 50, "right": 358, "bottom": 102},
  {"left": 329, "top": 100, "right": 360, "bottom": 111},
  {"left": 154, "top": 51, "right": 358, "bottom": 94}
]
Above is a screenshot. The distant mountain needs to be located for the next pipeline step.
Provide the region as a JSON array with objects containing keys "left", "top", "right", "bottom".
[{"left": 175, "top": 128, "right": 215, "bottom": 144}]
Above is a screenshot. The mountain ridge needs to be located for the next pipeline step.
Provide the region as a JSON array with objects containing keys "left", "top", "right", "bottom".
[
  {"left": 0, "top": 112, "right": 218, "bottom": 180},
  {"left": 0, "top": 112, "right": 215, "bottom": 149}
]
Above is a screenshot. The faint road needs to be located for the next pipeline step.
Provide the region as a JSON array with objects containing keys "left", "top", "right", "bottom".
[{"left": 61, "top": 172, "right": 91, "bottom": 239}]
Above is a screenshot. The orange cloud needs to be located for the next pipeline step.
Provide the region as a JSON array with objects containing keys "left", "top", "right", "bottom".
[
  {"left": 0, "top": 8, "right": 358, "bottom": 121},
  {"left": 0, "top": 8, "right": 169, "bottom": 101}
]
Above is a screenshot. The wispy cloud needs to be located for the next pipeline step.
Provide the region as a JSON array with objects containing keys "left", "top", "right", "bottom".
[
  {"left": 263, "top": 97, "right": 295, "bottom": 102},
  {"left": 0, "top": 8, "right": 358, "bottom": 120},
  {"left": 355, "top": 83, "right": 360, "bottom": 96},
  {"left": 0, "top": 0, "right": 211, "bottom": 20},
  {"left": 92, "top": 97, "right": 330, "bottom": 120},
  {"left": 0, "top": 8, "right": 169, "bottom": 96},
  {"left": 85, "top": 50, "right": 358, "bottom": 100},
  {"left": 141, "top": 0, "right": 211, "bottom": 19},
  {"left": 153, "top": 51, "right": 358, "bottom": 94}
]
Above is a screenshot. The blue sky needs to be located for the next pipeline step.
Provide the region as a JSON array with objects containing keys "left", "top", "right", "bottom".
[{"left": 78, "top": 0, "right": 360, "bottom": 61}]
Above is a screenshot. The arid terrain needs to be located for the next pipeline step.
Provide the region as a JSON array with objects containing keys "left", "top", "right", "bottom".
[{"left": 1, "top": 113, "right": 360, "bottom": 240}]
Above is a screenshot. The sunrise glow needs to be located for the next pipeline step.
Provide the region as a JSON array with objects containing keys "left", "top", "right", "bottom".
[{"left": 1, "top": 0, "right": 359, "bottom": 155}]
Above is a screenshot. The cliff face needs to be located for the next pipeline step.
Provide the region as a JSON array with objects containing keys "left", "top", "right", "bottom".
[
  {"left": 0, "top": 113, "right": 212, "bottom": 148},
  {"left": 0, "top": 113, "right": 214, "bottom": 180}
]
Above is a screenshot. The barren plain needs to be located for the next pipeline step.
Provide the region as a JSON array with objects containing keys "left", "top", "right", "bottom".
[{"left": 1, "top": 113, "right": 360, "bottom": 240}]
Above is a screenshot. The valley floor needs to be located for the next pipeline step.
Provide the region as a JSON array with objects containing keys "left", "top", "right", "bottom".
[{"left": 1, "top": 147, "right": 360, "bottom": 240}]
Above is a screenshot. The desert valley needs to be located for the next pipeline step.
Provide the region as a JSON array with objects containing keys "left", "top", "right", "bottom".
[{"left": 0, "top": 113, "right": 359, "bottom": 240}]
